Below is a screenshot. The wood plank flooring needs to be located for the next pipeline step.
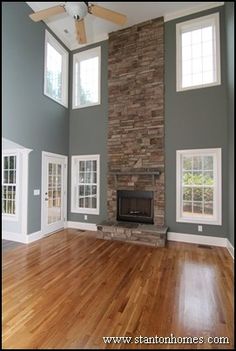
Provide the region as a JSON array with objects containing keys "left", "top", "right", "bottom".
[{"left": 2, "top": 229, "right": 234, "bottom": 349}]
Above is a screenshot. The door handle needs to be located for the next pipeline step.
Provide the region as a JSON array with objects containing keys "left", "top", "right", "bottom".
[{"left": 45, "top": 198, "right": 49, "bottom": 201}]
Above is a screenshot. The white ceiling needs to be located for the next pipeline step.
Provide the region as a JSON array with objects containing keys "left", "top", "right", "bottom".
[{"left": 26, "top": 2, "right": 224, "bottom": 50}]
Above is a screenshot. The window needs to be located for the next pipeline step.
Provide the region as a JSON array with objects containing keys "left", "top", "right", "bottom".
[
  {"left": 73, "top": 46, "right": 101, "bottom": 109},
  {"left": 2, "top": 154, "right": 18, "bottom": 217},
  {"left": 176, "top": 13, "right": 221, "bottom": 91},
  {"left": 176, "top": 149, "right": 222, "bottom": 225},
  {"left": 71, "top": 155, "right": 100, "bottom": 214},
  {"left": 44, "top": 30, "right": 68, "bottom": 107}
]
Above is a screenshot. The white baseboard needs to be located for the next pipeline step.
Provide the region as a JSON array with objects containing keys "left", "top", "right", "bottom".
[
  {"left": 226, "top": 239, "right": 234, "bottom": 259},
  {"left": 2, "top": 231, "right": 28, "bottom": 243},
  {"left": 27, "top": 230, "right": 44, "bottom": 243},
  {"left": 168, "top": 232, "right": 227, "bottom": 247},
  {"left": 67, "top": 221, "right": 97, "bottom": 231}
]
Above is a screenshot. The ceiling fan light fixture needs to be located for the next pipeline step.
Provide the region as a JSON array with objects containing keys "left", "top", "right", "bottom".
[{"left": 64, "top": 2, "right": 88, "bottom": 20}]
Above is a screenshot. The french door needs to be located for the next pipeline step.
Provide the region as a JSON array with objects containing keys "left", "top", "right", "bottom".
[{"left": 41, "top": 152, "right": 67, "bottom": 236}]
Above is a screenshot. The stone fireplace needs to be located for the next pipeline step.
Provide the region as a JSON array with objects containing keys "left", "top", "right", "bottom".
[{"left": 97, "top": 17, "right": 168, "bottom": 247}]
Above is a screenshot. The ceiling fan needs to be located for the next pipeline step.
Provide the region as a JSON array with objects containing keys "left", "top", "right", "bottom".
[{"left": 29, "top": 2, "right": 127, "bottom": 44}]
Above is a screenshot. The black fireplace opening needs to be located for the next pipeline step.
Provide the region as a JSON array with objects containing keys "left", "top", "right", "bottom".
[{"left": 117, "top": 190, "right": 154, "bottom": 224}]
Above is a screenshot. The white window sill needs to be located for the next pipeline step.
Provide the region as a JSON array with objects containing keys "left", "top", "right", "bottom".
[
  {"left": 44, "top": 92, "right": 68, "bottom": 108},
  {"left": 72, "top": 101, "right": 101, "bottom": 110},
  {"left": 71, "top": 208, "right": 99, "bottom": 215},
  {"left": 177, "top": 80, "right": 221, "bottom": 92},
  {"left": 176, "top": 217, "right": 222, "bottom": 226}
]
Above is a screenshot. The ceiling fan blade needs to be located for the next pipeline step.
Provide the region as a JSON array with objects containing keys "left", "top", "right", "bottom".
[
  {"left": 89, "top": 4, "right": 127, "bottom": 25},
  {"left": 75, "top": 19, "right": 87, "bottom": 44},
  {"left": 29, "top": 5, "right": 65, "bottom": 22}
]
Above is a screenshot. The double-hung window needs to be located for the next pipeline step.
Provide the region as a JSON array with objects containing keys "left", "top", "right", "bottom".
[
  {"left": 44, "top": 30, "right": 68, "bottom": 107},
  {"left": 2, "top": 153, "right": 18, "bottom": 218},
  {"left": 176, "top": 148, "right": 222, "bottom": 225},
  {"left": 73, "top": 46, "right": 101, "bottom": 108},
  {"left": 71, "top": 155, "right": 100, "bottom": 215},
  {"left": 176, "top": 13, "right": 221, "bottom": 91}
]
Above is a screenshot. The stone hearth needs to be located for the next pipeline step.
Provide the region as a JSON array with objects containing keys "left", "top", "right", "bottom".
[{"left": 97, "top": 221, "right": 168, "bottom": 247}]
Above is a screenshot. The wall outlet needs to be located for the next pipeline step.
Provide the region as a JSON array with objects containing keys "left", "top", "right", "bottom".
[
  {"left": 198, "top": 225, "right": 203, "bottom": 232},
  {"left": 34, "top": 189, "right": 40, "bottom": 196},
  {"left": 84, "top": 215, "right": 88, "bottom": 220}
]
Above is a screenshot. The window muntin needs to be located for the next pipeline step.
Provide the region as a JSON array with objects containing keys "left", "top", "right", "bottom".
[
  {"left": 176, "top": 13, "right": 221, "bottom": 91},
  {"left": 73, "top": 46, "right": 101, "bottom": 109},
  {"left": 44, "top": 30, "right": 68, "bottom": 107},
  {"left": 2, "top": 155, "right": 17, "bottom": 216},
  {"left": 71, "top": 155, "right": 100, "bottom": 214},
  {"left": 176, "top": 149, "right": 221, "bottom": 225}
]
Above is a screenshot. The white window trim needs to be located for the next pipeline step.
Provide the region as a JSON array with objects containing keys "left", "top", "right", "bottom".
[
  {"left": 176, "top": 148, "right": 222, "bottom": 225},
  {"left": 44, "top": 30, "right": 69, "bottom": 108},
  {"left": 2, "top": 150, "right": 19, "bottom": 221},
  {"left": 72, "top": 46, "right": 101, "bottom": 109},
  {"left": 176, "top": 12, "right": 221, "bottom": 92},
  {"left": 71, "top": 154, "right": 100, "bottom": 215}
]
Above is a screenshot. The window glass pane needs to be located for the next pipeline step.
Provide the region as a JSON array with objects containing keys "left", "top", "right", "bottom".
[
  {"left": 192, "top": 28, "right": 202, "bottom": 44},
  {"left": 85, "top": 197, "right": 90, "bottom": 208},
  {"left": 183, "top": 171, "right": 193, "bottom": 185},
  {"left": 183, "top": 157, "right": 192, "bottom": 170},
  {"left": 204, "top": 202, "right": 213, "bottom": 215},
  {"left": 79, "top": 172, "right": 85, "bottom": 183},
  {"left": 182, "top": 32, "right": 191, "bottom": 47},
  {"left": 79, "top": 197, "right": 85, "bottom": 208},
  {"left": 4, "top": 171, "right": 8, "bottom": 184},
  {"left": 4, "top": 156, "right": 9, "bottom": 169},
  {"left": 79, "top": 57, "right": 99, "bottom": 105},
  {"left": 202, "top": 26, "right": 212, "bottom": 42},
  {"left": 9, "top": 156, "right": 15, "bottom": 169},
  {"left": 193, "top": 202, "right": 203, "bottom": 214},
  {"left": 86, "top": 161, "right": 92, "bottom": 172},
  {"left": 193, "top": 188, "right": 203, "bottom": 201},
  {"left": 204, "top": 188, "right": 213, "bottom": 202},
  {"left": 192, "top": 171, "right": 203, "bottom": 185},
  {"left": 203, "top": 171, "right": 214, "bottom": 185},
  {"left": 183, "top": 201, "right": 192, "bottom": 213},
  {"left": 203, "top": 156, "right": 213, "bottom": 170},
  {"left": 46, "top": 42, "right": 62, "bottom": 102},
  {"left": 183, "top": 187, "right": 192, "bottom": 201},
  {"left": 80, "top": 161, "right": 85, "bottom": 172},
  {"left": 92, "top": 172, "right": 97, "bottom": 184},
  {"left": 193, "top": 156, "right": 202, "bottom": 170},
  {"left": 92, "top": 160, "right": 97, "bottom": 171},
  {"left": 85, "top": 185, "right": 91, "bottom": 196},
  {"left": 79, "top": 186, "right": 85, "bottom": 196},
  {"left": 9, "top": 171, "right": 15, "bottom": 184},
  {"left": 92, "top": 185, "right": 97, "bottom": 195}
]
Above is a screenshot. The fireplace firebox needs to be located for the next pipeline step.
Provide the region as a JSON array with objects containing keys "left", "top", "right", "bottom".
[{"left": 117, "top": 190, "right": 154, "bottom": 224}]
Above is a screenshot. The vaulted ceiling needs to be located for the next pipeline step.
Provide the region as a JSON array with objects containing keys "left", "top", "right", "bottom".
[{"left": 27, "top": 2, "right": 224, "bottom": 50}]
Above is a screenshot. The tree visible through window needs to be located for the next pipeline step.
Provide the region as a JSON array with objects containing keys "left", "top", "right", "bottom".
[{"left": 176, "top": 149, "right": 222, "bottom": 225}]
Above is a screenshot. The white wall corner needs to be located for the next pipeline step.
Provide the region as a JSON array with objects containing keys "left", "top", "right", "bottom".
[
  {"left": 67, "top": 221, "right": 97, "bottom": 231},
  {"left": 226, "top": 239, "right": 234, "bottom": 259},
  {"left": 27, "top": 230, "right": 44, "bottom": 243}
]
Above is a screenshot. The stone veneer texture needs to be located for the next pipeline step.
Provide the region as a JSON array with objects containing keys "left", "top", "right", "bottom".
[{"left": 107, "top": 17, "right": 165, "bottom": 226}]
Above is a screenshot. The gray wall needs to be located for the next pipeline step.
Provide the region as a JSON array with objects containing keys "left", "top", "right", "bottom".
[
  {"left": 225, "top": 2, "right": 234, "bottom": 246},
  {"left": 2, "top": 2, "right": 69, "bottom": 234},
  {"left": 68, "top": 41, "right": 108, "bottom": 224},
  {"left": 165, "top": 6, "right": 229, "bottom": 237}
]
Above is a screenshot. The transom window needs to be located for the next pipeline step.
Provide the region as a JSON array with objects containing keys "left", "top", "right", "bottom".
[
  {"left": 71, "top": 155, "right": 100, "bottom": 214},
  {"left": 73, "top": 46, "right": 101, "bottom": 109},
  {"left": 176, "top": 13, "right": 221, "bottom": 91},
  {"left": 176, "top": 149, "right": 222, "bottom": 225},
  {"left": 2, "top": 154, "right": 17, "bottom": 216},
  {"left": 44, "top": 30, "right": 68, "bottom": 107}
]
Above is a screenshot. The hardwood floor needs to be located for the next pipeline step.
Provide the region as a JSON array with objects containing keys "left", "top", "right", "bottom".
[
  {"left": 2, "top": 229, "right": 234, "bottom": 349},
  {"left": 2, "top": 239, "right": 24, "bottom": 253}
]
